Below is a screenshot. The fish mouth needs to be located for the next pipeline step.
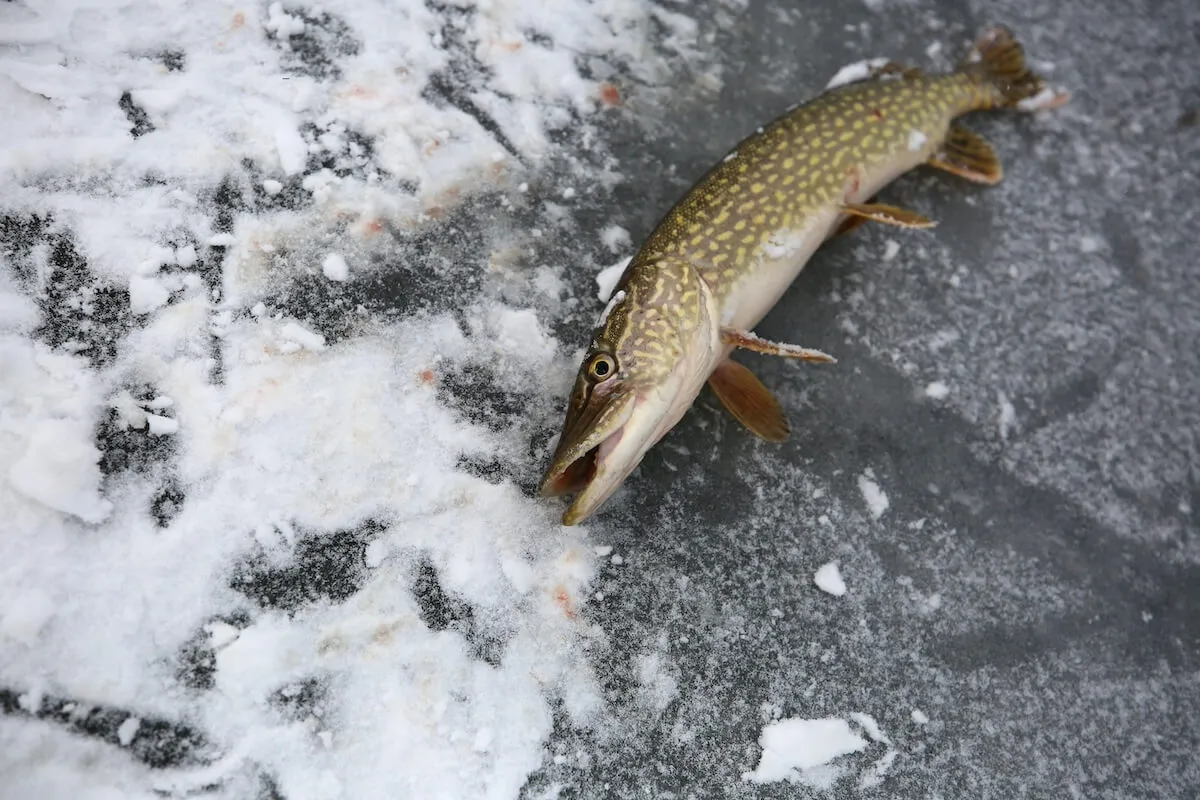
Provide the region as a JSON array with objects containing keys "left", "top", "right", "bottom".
[{"left": 539, "top": 389, "right": 641, "bottom": 525}]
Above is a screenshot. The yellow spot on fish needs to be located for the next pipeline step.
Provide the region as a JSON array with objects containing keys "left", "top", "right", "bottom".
[{"left": 751, "top": 182, "right": 766, "bottom": 194}]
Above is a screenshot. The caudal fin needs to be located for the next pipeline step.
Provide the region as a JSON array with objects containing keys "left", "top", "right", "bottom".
[{"left": 962, "top": 25, "right": 1068, "bottom": 110}]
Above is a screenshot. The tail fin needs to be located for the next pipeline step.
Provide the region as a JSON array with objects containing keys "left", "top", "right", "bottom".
[{"left": 962, "top": 25, "right": 1068, "bottom": 110}]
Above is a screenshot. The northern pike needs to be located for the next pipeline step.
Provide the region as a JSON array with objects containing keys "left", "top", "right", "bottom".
[{"left": 540, "top": 26, "right": 1067, "bottom": 525}]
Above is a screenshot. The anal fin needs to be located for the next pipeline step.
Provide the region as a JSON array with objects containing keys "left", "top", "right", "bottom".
[
  {"left": 721, "top": 328, "right": 837, "bottom": 363},
  {"left": 927, "top": 124, "right": 1003, "bottom": 185},
  {"left": 708, "top": 360, "right": 789, "bottom": 442},
  {"left": 839, "top": 202, "right": 937, "bottom": 229}
]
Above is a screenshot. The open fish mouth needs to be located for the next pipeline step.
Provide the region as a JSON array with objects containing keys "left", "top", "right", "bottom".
[{"left": 539, "top": 423, "right": 627, "bottom": 500}]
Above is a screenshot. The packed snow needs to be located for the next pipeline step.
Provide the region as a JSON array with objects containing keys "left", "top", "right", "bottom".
[
  {"left": 825, "top": 58, "right": 891, "bottom": 90},
  {"left": 814, "top": 561, "right": 848, "bottom": 596},
  {"left": 743, "top": 717, "right": 867, "bottom": 784},
  {"left": 857, "top": 470, "right": 890, "bottom": 519}
]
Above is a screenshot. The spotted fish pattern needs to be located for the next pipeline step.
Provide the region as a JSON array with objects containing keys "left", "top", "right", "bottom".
[{"left": 541, "top": 26, "right": 1066, "bottom": 525}]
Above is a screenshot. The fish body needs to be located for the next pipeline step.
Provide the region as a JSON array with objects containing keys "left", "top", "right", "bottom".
[{"left": 541, "top": 27, "right": 1067, "bottom": 525}]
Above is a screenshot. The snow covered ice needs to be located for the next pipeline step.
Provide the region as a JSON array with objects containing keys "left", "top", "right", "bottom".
[{"left": 3, "top": 0, "right": 1198, "bottom": 798}]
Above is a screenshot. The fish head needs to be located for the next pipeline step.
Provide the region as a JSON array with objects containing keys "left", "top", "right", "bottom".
[{"left": 539, "top": 262, "right": 717, "bottom": 525}]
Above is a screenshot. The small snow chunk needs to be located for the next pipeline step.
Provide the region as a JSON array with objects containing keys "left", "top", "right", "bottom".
[
  {"left": 1078, "top": 235, "right": 1102, "bottom": 254},
  {"left": 561, "top": 187, "right": 576, "bottom": 200},
  {"left": 826, "top": 58, "right": 890, "bottom": 90},
  {"left": 205, "top": 621, "right": 240, "bottom": 649},
  {"left": 907, "top": 129, "right": 928, "bottom": 152},
  {"left": 596, "top": 258, "right": 630, "bottom": 302},
  {"left": 117, "top": 716, "right": 141, "bottom": 746},
  {"left": 857, "top": 472, "right": 889, "bottom": 519},
  {"left": 322, "top": 253, "right": 350, "bottom": 282},
  {"left": 129, "top": 275, "right": 170, "bottom": 315},
  {"left": 881, "top": 239, "right": 901, "bottom": 261},
  {"left": 813, "top": 562, "right": 847, "bottom": 596},
  {"left": 207, "top": 233, "right": 236, "bottom": 247},
  {"left": 998, "top": 394, "right": 1017, "bottom": 440},
  {"left": 250, "top": 302, "right": 267, "bottom": 317},
  {"left": 744, "top": 717, "right": 868, "bottom": 782},
  {"left": 600, "top": 225, "right": 632, "bottom": 253},
  {"left": 862, "top": 0, "right": 885, "bottom": 10},
  {"left": 610, "top": 554, "right": 624, "bottom": 565},
  {"left": 364, "top": 539, "right": 387, "bottom": 569},
  {"left": 279, "top": 322, "right": 327, "bottom": 352},
  {"left": 925, "top": 41, "right": 943, "bottom": 59},
  {"left": 849, "top": 712, "right": 891, "bottom": 745},
  {"left": 924, "top": 381, "right": 950, "bottom": 400},
  {"left": 263, "top": 179, "right": 284, "bottom": 196},
  {"left": 146, "top": 414, "right": 179, "bottom": 436},
  {"left": 911, "top": 709, "right": 929, "bottom": 725},
  {"left": 276, "top": 124, "right": 309, "bottom": 176},
  {"left": 593, "top": 545, "right": 613, "bottom": 557},
  {"left": 1017, "top": 86, "right": 1065, "bottom": 111},
  {"left": 175, "top": 245, "right": 197, "bottom": 268}
]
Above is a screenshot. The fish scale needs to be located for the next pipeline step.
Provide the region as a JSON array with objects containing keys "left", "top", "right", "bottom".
[{"left": 541, "top": 26, "right": 1068, "bottom": 525}]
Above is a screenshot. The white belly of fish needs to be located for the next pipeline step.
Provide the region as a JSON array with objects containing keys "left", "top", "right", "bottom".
[{"left": 721, "top": 208, "right": 841, "bottom": 333}]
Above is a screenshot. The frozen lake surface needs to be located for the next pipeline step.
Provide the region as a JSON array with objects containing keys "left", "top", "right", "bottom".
[{"left": 2, "top": 0, "right": 1198, "bottom": 797}]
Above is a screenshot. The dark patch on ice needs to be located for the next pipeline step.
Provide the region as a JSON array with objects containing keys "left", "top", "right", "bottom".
[
  {"left": 232, "top": 520, "right": 385, "bottom": 611},
  {"left": 1022, "top": 366, "right": 1106, "bottom": 433},
  {"left": 422, "top": 1, "right": 521, "bottom": 159},
  {"left": 437, "top": 362, "right": 530, "bottom": 432},
  {"left": 26, "top": 230, "right": 134, "bottom": 367},
  {"left": 412, "top": 557, "right": 504, "bottom": 666},
  {"left": 119, "top": 91, "right": 155, "bottom": 138},
  {"left": 0, "top": 687, "right": 211, "bottom": 769},
  {"left": 159, "top": 49, "right": 186, "bottom": 72},
  {"left": 298, "top": 121, "right": 385, "bottom": 181},
  {"left": 270, "top": 677, "right": 329, "bottom": 721},
  {"left": 0, "top": 212, "right": 51, "bottom": 281},
  {"left": 270, "top": 193, "right": 508, "bottom": 344},
  {"left": 265, "top": 7, "right": 360, "bottom": 81},
  {"left": 1101, "top": 207, "right": 1151, "bottom": 291},
  {"left": 456, "top": 453, "right": 541, "bottom": 497},
  {"left": 96, "top": 385, "right": 177, "bottom": 477},
  {"left": 176, "top": 611, "right": 251, "bottom": 692},
  {"left": 150, "top": 480, "right": 186, "bottom": 527}
]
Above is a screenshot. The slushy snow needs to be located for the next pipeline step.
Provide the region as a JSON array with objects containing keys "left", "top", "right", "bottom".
[
  {"left": 858, "top": 471, "right": 890, "bottom": 519},
  {"left": 744, "top": 717, "right": 868, "bottom": 782}
]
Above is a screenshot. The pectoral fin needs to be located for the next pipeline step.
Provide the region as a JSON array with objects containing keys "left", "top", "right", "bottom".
[
  {"left": 708, "top": 359, "right": 789, "bottom": 442},
  {"left": 721, "top": 328, "right": 837, "bottom": 363},
  {"left": 927, "top": 124, "right": 1003, "bottom": 185},
  {"left": 839, "top": 203, "right": 937, "bottom": 229},
  {"left": 831, "top": 195, "right": 878, "bottom": 238}
]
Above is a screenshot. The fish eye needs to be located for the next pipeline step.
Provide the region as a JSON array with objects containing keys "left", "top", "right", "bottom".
[{"left": 586, "top": 352, "right": 617, "bottom": 382}]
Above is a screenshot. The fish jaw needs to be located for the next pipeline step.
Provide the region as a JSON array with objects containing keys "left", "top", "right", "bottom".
[{"left": 544, "top": 273, "right": 722, "bottom": 525}]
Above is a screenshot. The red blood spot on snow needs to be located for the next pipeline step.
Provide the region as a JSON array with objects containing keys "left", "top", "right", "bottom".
[{"left": 599, "top": 83, "right": 622, "bottom": 107}]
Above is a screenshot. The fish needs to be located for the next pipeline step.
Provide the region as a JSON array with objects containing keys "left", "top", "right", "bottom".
[{"left": 540, "top": 26, "right": 1068, "bottom": 525}]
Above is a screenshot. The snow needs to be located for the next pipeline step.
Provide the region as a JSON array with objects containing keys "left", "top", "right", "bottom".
[
  {"left": 743, "top": 717, "right": 868, "bottom": 782},
  {"left": 0, "top": 0, "right": 708, "bottom": 796},
  {"left": 911, "top": 709, "right": 929, "bottom": 725},
  {"left": 881, "top": 239, "right": 901, "bottom": 261},
  {"left": 925, "top": 380, "right": 950, "bottom": 399},
  {"left": 857, "top": 471, "right": 890, "bottom": 519},
  {"left": 825, "top": 58, "right": 890, "bottom": 90},
  {"left": 322, "top": 253, "right": 350, "bottom": 282},
  {"left": 596, "top": 257, "right": 631, "bottom": 302},
  {"left": 908, "top": 129, "right": 928, "bottom": 152},
  {"left": 600, "top": 224, "right": 632, "bottom": 253},
  {"left": 814, "top": 562, "right": 847, "bottom": 596}
]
